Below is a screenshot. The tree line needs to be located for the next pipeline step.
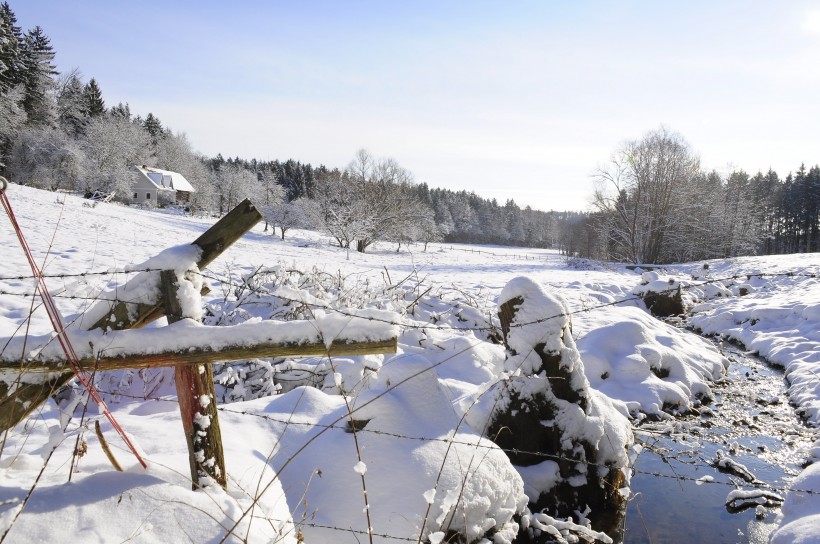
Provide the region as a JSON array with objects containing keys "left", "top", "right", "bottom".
[
  {"left": 0, "top": 2, "right": 577, "bottom": 253},
  {"left": 2, "top": 4, "right": 816, "bottom": 260},
  {"left": 564, "top": 127, "right": 820, "bottom": 263}
]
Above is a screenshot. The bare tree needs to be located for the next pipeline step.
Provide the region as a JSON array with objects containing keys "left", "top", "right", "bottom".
[
  {"left": 80, "top": 112, "right": 150, "bottom": 197},
  {"left": 304, "top": 168, "right": 363, "bottom": 248},
  {"left": 593, "top": 126, "right": 700, "bottom": 264},
  {"left": 262, "top": 198, "right": 306, "bottom": 240}
]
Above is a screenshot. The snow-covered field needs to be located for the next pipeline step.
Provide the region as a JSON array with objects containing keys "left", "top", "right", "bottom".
[{"left": 0, "top": 184, "right": 817, "bottom": 543}]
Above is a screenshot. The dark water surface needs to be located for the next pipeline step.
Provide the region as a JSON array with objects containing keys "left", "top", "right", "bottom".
[{"left": 623, "top": 340, "right": 815, "bottom": 544}]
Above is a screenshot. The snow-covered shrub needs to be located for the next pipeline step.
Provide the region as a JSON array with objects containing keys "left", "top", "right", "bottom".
[{"left": 207, "top": 264, "right": 500, "bottom": 403}]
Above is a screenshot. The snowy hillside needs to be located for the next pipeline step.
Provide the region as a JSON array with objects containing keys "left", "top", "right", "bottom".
[{"left": 0, "top": 184, "right": 817, "bottom": 543}]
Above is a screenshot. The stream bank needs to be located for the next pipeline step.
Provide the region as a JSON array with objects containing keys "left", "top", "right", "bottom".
[{"left": 623, "top": 338, "right": 815, "bottom": 543}]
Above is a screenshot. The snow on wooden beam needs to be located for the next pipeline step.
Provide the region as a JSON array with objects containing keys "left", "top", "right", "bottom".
[
  {"left": 0, "top": 337, "right": 398, "bottom": 373},
  {"left": 88, "top": 198, "right": 262, "bottom": 332},
  {"left": 0, "top": 314, "right": 399, "bottom": 373}
]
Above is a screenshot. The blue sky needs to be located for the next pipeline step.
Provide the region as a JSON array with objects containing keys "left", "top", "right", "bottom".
[{"left": 12, "top": 1, "right": 820, "bottom": 211}]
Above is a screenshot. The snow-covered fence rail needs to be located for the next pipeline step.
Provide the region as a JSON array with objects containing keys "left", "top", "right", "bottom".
[
  {"left": 0, "top": 319, "right": 398, "bottom": 373},
  {"left": 0, "top": 198, "right": 266, "bottom": 436}
]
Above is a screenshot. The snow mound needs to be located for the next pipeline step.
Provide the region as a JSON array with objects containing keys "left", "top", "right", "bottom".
[
  {"left": 770, "top": 461, "right": 820, "bottom": 544},
  {"left": 579, "top": 306, "right": 728, "bottom": 416},
  {"left": 260, "top": 355, "right": 526, "bottom": 543}
]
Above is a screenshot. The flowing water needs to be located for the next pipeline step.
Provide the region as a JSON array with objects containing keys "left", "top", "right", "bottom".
[{"left": 622, "top": 339, "right": 815, "bottom": 543}]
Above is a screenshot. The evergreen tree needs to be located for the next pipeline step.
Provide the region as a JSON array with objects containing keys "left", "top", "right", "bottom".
[
  {"left": 0, "top": 1, "right": 24, "bottom": 93},
  {"left": 56, "top": 70, "right": 87, "bottom": 136},
  {"left": 109, "top": 101, "right": 131, "bottom": 120},
  {"left": 82, "top": 77, "right": 105, "bottom": 117},
  {"left": 142, "top": 112, "right": 163, "bottom": 144},
  {"left": 19, "top": 25, "right": 57, "bottom": 126}
]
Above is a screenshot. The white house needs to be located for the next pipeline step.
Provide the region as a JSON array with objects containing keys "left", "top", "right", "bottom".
[{"left": 133, "top": 165, "right": 196, "bottom": 205}]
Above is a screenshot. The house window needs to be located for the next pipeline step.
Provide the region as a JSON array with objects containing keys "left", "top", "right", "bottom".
[
  {"left": 147, "top": 193, "right": 151, "bottom": 199},
  {"left": 133, "top": 192, "right": 138, "bottom": 199}
]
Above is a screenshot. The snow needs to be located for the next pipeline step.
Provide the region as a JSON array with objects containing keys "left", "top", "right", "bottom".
[
  {"left": 0, "top": 311, "right": 398, "bottom": 367},
  {"left": 0, "top": 184, "right": 818, "bottom": 542},
  {"left": 770, "top": 462, "right": 820, "bottom": 544}
]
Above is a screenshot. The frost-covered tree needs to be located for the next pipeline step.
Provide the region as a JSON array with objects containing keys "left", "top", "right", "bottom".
[
  {"left": 0, "top": 84, "right": 25, "bottom": 170},
  {"left": 56, "top": 69, "right": 87, "bottom": 137},
  {"left": 262, "top": 198, "right": 305, "bottom": 240},
  {"left": 352, "top": 163, "right": 420, "bottom": 252},
  {"left": 19, "top": 26, "right": 57, "bottom": 127},
  {"left": 81, "top": 112, "right": 150, "bottom": 197},
  {"left": 211, "top": 163, "right": 262, "bottom": 214},
  {"left": 7, "top": 125, "right": 84, "bottom": 191},
  {"left": 256, "top": 167, "right": 284, "bottom": 209},
  {"left": 593, "top": 126, "right": 700, "bottom": 264},
  {"left": 304, "top": 168, "right": 363, "bottom": 248}
]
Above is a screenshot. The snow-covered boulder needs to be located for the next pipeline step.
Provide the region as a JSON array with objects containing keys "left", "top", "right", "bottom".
[
  {"left": 579, "top": 306, "right": 727, "bottom": 417},
  {"left": 486, "top": 277, "right": 632, "bottom": 539}
]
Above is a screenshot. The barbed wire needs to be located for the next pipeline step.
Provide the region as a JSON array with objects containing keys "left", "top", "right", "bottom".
[
  {"left": 0, "top": 268, "right": 166, "bottom": 282},
  {"left": 212, "top": 405, "right": 819, "bottom": 497},
  {"left": 191, "top": 269, "right": 818, "bottom": 334},
  {"left": 289, "top": 520, "right": 416, "bottom": 542},
  {"left": 2, "top": 268, "right": 814, "bottom": 337},
  {"left": 0, "top": 289, "right": 156, "bottom": 305}
]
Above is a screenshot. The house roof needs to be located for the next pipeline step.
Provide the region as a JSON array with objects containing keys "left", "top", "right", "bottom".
[{"left": 135, "top": 165, "right": 196, "bottom": 193}]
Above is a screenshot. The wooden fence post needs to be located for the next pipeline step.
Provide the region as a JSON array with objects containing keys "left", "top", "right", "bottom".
[
  {"left": 160, "top": 270, "right": 227, "bottom": 490},
  {"left": 0, "top": 199, "right": 262, "bottom": 435}
]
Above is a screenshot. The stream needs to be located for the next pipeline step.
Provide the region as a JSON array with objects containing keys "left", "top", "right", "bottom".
[{"left": 622, "top": 338, "right": 815, "bottom": 543}]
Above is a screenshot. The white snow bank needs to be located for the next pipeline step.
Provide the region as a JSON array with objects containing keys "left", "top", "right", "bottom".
[
  {"left": 257, "top": 355, "right": 527, "bottom": 543},
  {"left": 688, "top": 273, "right": 820, "bottom": 425},
  {"left": 0, "top": 400, "right": 296, "bottom": 543},
  {"left": 769, "top": 461, "right": 820, "bottom": 544},
  {"left": 578, "top": 306, "right": 727, "bottom": 417}
]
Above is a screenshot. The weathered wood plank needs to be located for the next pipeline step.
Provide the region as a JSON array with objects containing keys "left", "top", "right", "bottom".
[
  {"left": 0, "top": 338, "right": 398, "bottom": 374},
  {"left": 162, "top": 270, "right": 226, "bottom": 490},
  {"left": 0, "top": 373, "right": 74, "bottom": 432},
  {"left": 191, "top": 199, "right": 263, "bottom": 270},
  {"left": 89, "top": 199, "right": 262, "bottom": 332}
]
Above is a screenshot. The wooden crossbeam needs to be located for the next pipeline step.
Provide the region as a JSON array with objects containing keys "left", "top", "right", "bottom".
[{"left": 0, "top": 337, "right": 398, "bottom": 374}]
